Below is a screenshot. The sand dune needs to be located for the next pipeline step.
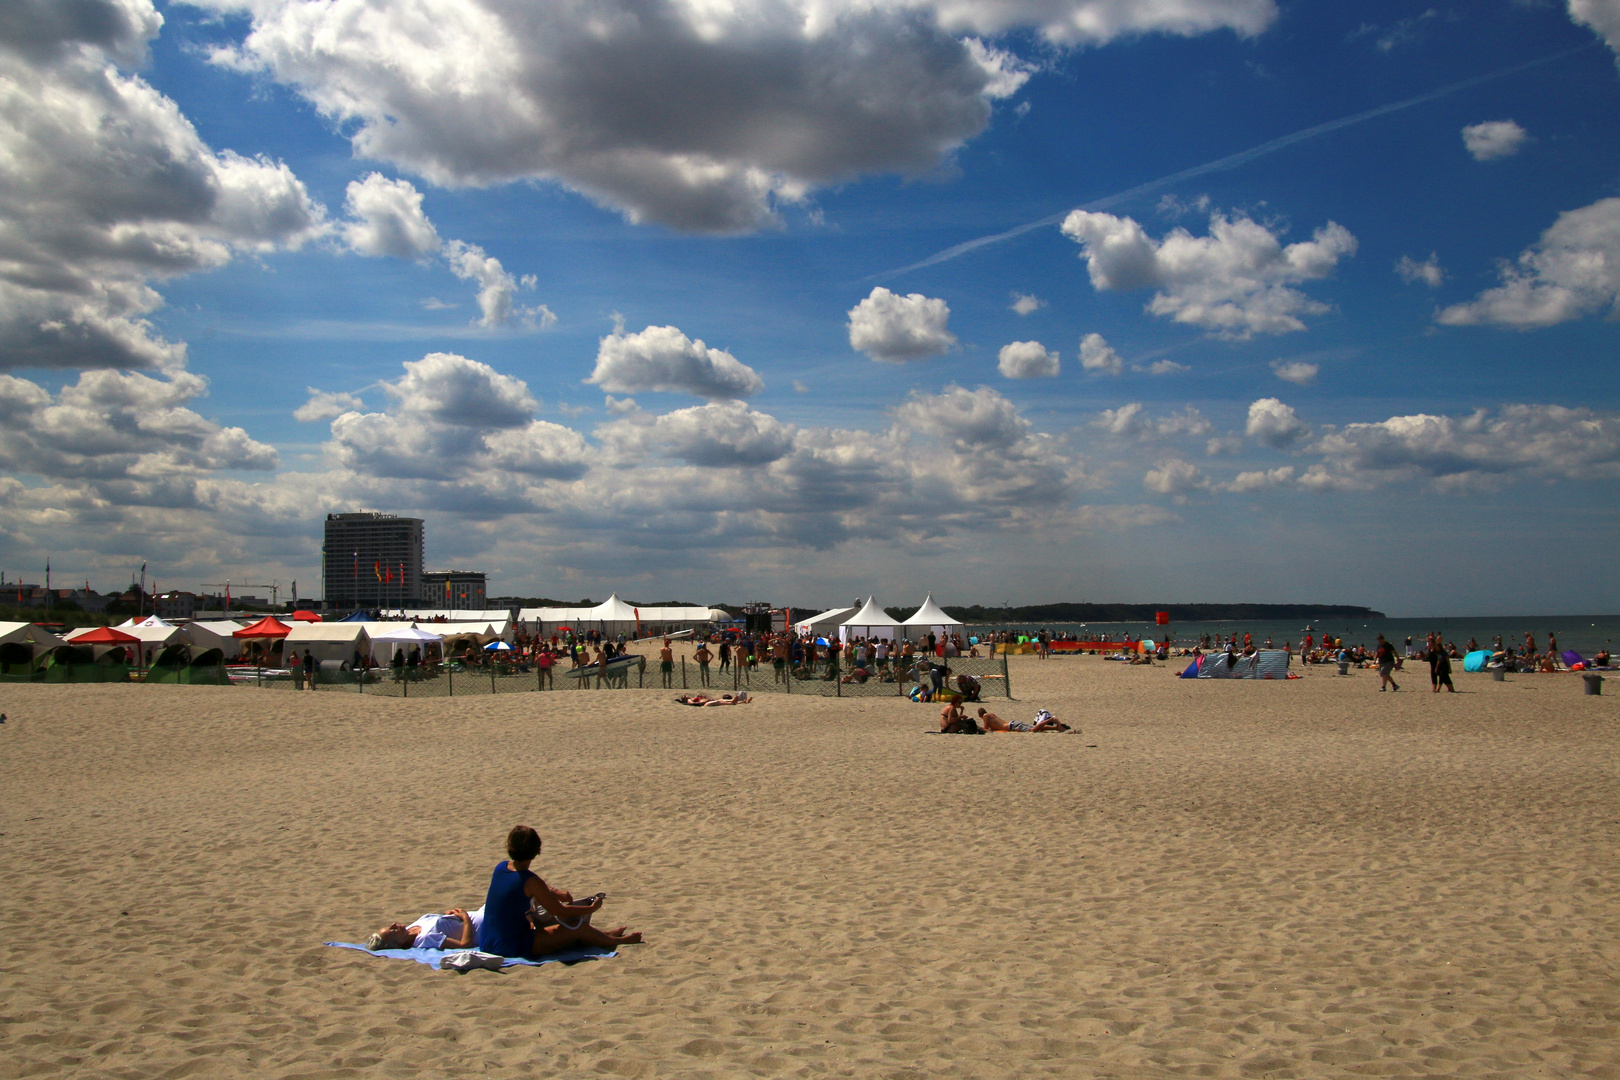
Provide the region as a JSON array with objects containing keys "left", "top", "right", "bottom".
[{"left": 0, "top": 657, "right": 1615, "bottom": 1078}]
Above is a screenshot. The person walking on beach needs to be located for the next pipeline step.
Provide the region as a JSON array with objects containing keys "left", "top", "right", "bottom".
[
  {"left": 694, "top": 641, "right": 712, "bottom": 686},
  {"left": 303, "top": 649, "right": 316, "bottom": 691},
  {"left": 1375, "top": 635, "right": 1399, "bottom": 691},
  {"left": 537, "top": 646, "right": 554, "bottom": 690},
  {"left": 659, "top": 639, "right": 674, "bottom": 688},
  {"left": 1428, "top": 639, "right": 1455, "bottom": 693},
  {"left": 718, "top": 639, "right": 731, "bottom": 673}
]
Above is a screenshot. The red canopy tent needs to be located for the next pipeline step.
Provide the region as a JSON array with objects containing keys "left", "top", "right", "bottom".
[
  {"left": 291, "top": 610, "right": 323, "bottom": 622},
  {"left": 69, "top": 626, "right": 142, "bottom": 645},
  {"left": 233, "top": 616, "right": 292, "bottom": 639}
]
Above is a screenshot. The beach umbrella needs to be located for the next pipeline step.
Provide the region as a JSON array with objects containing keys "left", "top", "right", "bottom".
[{"left": 484, "top": 640, "right": 512, "bottom": 651}]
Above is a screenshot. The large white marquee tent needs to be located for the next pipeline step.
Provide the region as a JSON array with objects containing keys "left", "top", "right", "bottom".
[{"left": 519, "top": 595, "right": 727, "bottom": 636}]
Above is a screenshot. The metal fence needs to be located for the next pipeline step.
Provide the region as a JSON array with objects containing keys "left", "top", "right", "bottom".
[{"left": 242, "top": 652, "right": 1012, "bottom": 701}]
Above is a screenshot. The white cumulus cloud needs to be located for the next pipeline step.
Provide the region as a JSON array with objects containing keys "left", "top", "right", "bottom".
[
  {"left": 1143, "top": 458, "right": 1208, "bottom": 496},
  {"left": 997, "top": 340, "right": 1060, "bottom": 378},
  {"left": 1228, "top": 465, "right": 1295, "bottom": 493},
  {"left": 185, "top": 0, "right": 1275, "bottom": 233},
  {"left": 1462, "top": 120, "right": 1529, "bottom": 161},
  {"left": 1010, "top": 292, "right": 1045, "bottom": 315},
  {"left": 341, "top": 172, "right": 441, "bottom": 259},
  {"left": 589, "top": 325, "right": 764, "bottom": 399},
  {"left": 1245, "top": 397, "right": 1310, "bottom": 448},
  {"left": 1568, "top": 0, "right": 1620, "bottom": 63},
  {"left": 1436, "top": 197, "right": 1620, "bottom": 329},
  {"left": 0, "top": 1, "right": 326, "bottom": 369},
  {"left": 848, "top": 288, "right": 957, "bottom": 362},
  {"left": 1078, "top": 332, "right": 1124, "bottom": 374},
  {"left": 294, "top": 388, "right": 365, "bottom": 423},
  {"left": 1060, "top": 209, "right": 1356, "bottom": 339},
  {"left": 1270, "top": 359, "right": 1318, "bottom": 385}
]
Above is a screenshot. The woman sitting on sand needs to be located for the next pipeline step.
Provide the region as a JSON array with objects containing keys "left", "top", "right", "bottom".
[
  {"left": 368, "top": 906, "right": 482, "bottom": 951},
  {"left": 480, "top": 826, "right": 642, "bottom": 957}
]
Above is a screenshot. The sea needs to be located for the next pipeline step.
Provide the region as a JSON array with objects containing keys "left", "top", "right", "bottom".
[{"left": 966, "top": 615, "right": 1620, "bottom": 658}]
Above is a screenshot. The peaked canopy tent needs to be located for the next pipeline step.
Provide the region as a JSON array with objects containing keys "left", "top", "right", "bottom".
[
  {"left": 291, "top": 610, "right": 323, "bottom": 622},
  {"left": 0, "top": 621, "right": 66, "bottom": 674},
  {"left": 368, "top": 625, "right": 445, "bottom": 663},
  {"left": 793, "top": 606, "right": 856, "bottom": 635},
  {"left": 839, "top": 597, "right": 902, "bottom": 643},
  {"left": 65, "top": 625, "right": 144, "bottom": 662},
  {"left": 111, "top": 616, "right": 184, "bottom": 658},
  {"left": 901, "top": 594, "right": 963, "bottom": 638},
  {"left": 183, "top": 620, "right": 247, "bottom": 654},
  {"left": 232, "top": 616, "right": 294, "bottom": 665},
  {"left": 518, "top": 595, "right": 728, "bottom": 637}
]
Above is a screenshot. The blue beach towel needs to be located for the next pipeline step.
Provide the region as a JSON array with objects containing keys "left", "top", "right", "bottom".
[{"left": 324, "top": 941, "right": 615, "bottom": 969}]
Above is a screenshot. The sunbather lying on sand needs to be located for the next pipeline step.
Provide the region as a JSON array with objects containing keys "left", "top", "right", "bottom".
[
  {"left": 676, "top": 691, "right": 751, "bottom": 706},
  {"left": 368, "top": 906, "right": 482, "bottom": 950},
  {"left": 978, "top": 707, "right": 1072, "bottom": 733}
]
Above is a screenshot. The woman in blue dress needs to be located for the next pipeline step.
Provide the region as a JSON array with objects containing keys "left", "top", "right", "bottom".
[{"left": 479, "top": 825, "right": 642, "bottom": 957}]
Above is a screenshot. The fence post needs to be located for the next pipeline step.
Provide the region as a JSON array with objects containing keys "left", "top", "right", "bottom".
[
  {"left": 448, "top": 668, "right": 453, "bottom": 697},
  {"left": 403, "top": 672, "right": 408, "bottom": 698},
  {"left": 1002, "top": 650, "right": 1012, "bottom": 700},
  {"left": 491, "top": 666, "right": 497, "bottom": 695},
  {"left": 682, "top": 656, "right": 688, "bottom": 689}
]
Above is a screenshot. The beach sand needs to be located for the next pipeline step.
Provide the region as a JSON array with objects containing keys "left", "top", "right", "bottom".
[{"left": 1, "top": 657, "right": 1616, "bottom": 1079}]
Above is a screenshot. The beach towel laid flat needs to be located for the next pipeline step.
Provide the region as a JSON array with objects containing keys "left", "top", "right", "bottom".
[{"left": 324, "top": 941, "right": 615, "bottom": 970}]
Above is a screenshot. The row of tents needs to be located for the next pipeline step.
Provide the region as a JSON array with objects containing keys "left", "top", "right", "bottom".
[
  {"left": 792, "top": 595, "right": 962, "bottom": 642},
  {"left": 0, "top": 612, "right": 519, "bottom": 683}
]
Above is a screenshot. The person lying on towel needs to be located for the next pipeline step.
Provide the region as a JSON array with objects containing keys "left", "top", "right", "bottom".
[
  {"left": 480, "top": 826, "right": 642, "bottom": 957},
  {"left": 368, "top": 906, "right": 483, "bottom": 951},
  {"left": 676, "top": 692, "right": 751, "bottom": 706},
  {"left": 978, "top": 707, "right": 1071, "bottom": 733}
]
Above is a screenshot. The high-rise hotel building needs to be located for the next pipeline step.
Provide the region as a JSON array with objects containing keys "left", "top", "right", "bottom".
[{"left": 322, "top": 512, "right": 424, "bottom": 610}]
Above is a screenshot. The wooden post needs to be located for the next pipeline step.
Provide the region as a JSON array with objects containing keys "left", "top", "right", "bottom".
[
  {"left": 682, "top": 656, "right": 688, "bottom": 690},
  {"left": 1002, "top": 651, "right": 1012, "bottom": 700}
]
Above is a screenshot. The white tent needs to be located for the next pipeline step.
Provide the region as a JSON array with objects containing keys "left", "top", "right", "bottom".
[
  {"left": 839, "top": 597, "right": 902, "bottom": 642},
  {"left": 519, "top": 594, "right": 726, "bottom": 636},
  {"left": 108, "top": 616, "right": 185, "bottom": 657},
  {"left": 284, "top": 622, "right": 370, "bottom": 666},
  {"left": 0, "top": 621, "right": 66, "bottom": 664},
  {"left": 368, "top": 624, "right": 445, "bottom": 663},
  {"left": 793, "top": 606, "right": 855, "bottom": 635},
  {"left": 901, "top": 594, "right": 963, "bottom": 637},
  {"left": 184, "top": 620, "right": 247, "bottom": 655}
]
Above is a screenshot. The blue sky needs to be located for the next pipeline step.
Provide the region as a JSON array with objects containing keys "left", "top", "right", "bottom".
[{"left": 2, "top": 0, "right": 1618, "bottom": 615}]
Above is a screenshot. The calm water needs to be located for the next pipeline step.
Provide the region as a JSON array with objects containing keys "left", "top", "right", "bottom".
[{"left": 968, "top": 615, "right": 1620, "bottom": 658}]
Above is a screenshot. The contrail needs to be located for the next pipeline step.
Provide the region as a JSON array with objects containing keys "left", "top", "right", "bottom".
[{"left": 865, "top": 41, "right": 1596, "bottom": 282}]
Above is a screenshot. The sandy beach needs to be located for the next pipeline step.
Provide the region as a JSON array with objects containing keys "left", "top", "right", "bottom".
[{"left": 1, "top": 656, "right": 1616, "bottom": 1079}]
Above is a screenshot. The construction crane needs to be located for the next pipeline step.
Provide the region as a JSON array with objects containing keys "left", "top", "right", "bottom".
[{"left": 199, "top": 580, "right": 282, "bottom": 612}]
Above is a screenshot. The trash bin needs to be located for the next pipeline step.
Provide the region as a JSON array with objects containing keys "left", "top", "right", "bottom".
[
  {"left": 1584, "top": 673, "right": 1603, "bottom": 696},
  {"left": 1492, "top": 667, "right": 1506, "bottom": 682},
  {"left": 1336, "top": 659, "right": 1350, "bottom": 676}
]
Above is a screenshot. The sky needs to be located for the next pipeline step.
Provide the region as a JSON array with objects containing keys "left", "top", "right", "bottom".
[{"left": 2, "top": 0, "right": 1619, "bottom": 617}]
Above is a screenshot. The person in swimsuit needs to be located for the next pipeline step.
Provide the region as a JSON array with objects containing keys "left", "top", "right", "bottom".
[
  {"left": 659, "top": 639, "right": 674, "bottom": 688},
  {"left": 479, "top": 826, "right": 642, "bottom": 957}
]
